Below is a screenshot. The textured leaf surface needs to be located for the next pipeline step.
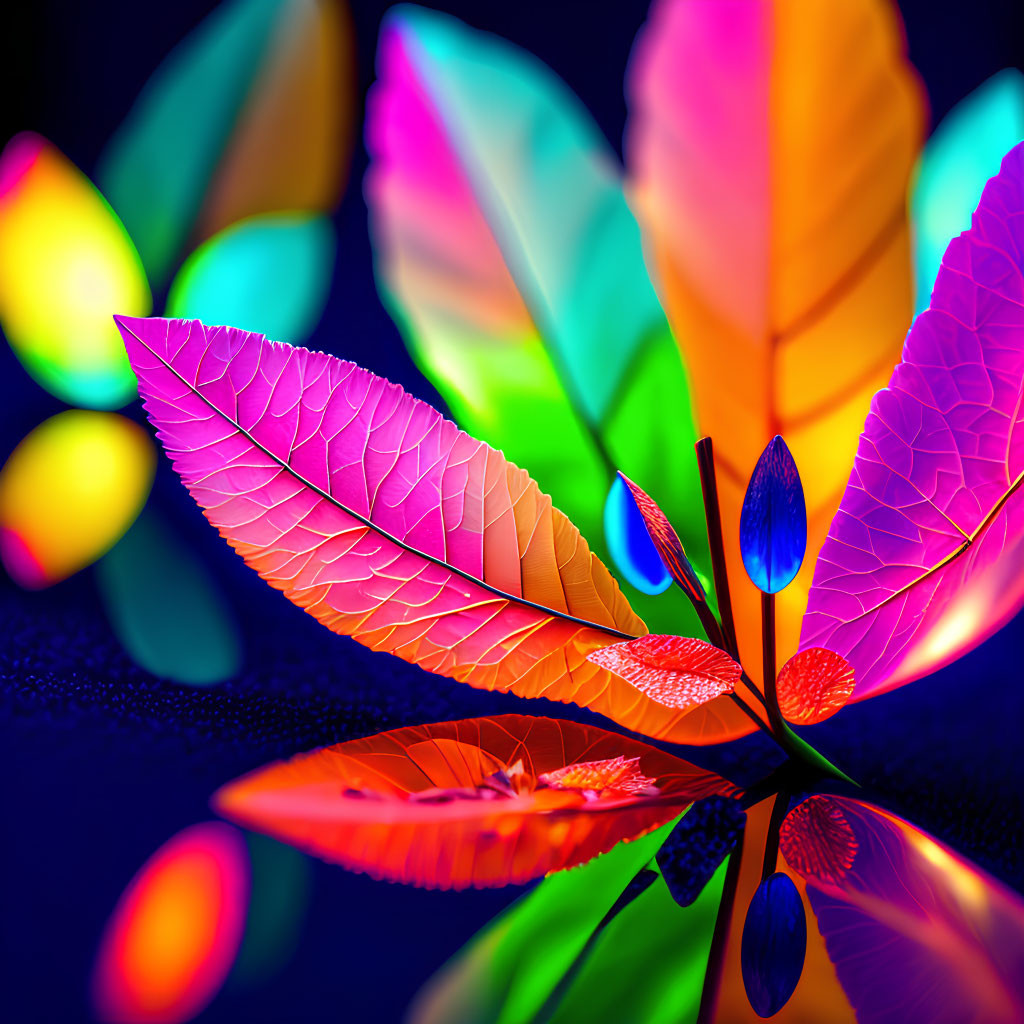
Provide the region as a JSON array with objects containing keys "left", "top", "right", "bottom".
[
  {"left": 409, "top": 817, "right": 726, "bottom": 1024},
  {"left": 365, "top": 6, "right": 709, "bottom": 641},
  {"left": 214, "top": 715, "right": 736, "bottom": 889},
  {"left": 776, "top": 648, "right": 855, "bottom": 725},
  {"left": 587, "top": 636, "right": 740, "bottom": 711},
  {"left": 99, "top": 0, "right": 350, "bottom": 287},
  {"left": 116, "top": 316, "right": 737, "bottom": 742},
  {"left": 627, "top": 0, "right": 924, "bottom": 678},
  {"left": 0, "top": 133, "right": 150, "bottom": 408},
  {"left": 655, "top": 795, "right": 745, "bottom": 908},
  {"left": 912, "top": 69, "right": 1024, "bottom": 313},
  {"left": 801, "top": 143, "right": 1024, "bottom": 698},
  {"left": 783, "top": 796, "right": 1024, "bottom": 1024}
]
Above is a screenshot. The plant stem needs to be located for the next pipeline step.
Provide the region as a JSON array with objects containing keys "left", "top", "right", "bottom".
[
  {"left": 761, "top": 790, "right": 789, "bottom": 882},
  {"left": 728, "top": 691, "right": 771, "bottom": 733},
  {"left": 759, "top": 591, "right": 859, "bottom": 787},
  {"left": 695, "top": 437, "right": 739, "bottom": 659},
  {"left": 761, "top": 592, "right": 782, "bottom": 733},
  {"left": 694, "top": 437, "right": 857, "bottom": 788},
  {"left": 693, "top": 598, "right": 728, "bottom": 652},
  {"left": 739, "top": 671, "right": 769, "bottom": 709},
  {"left": 696, "top": 829, "right": 745, "bottom": 1024}
]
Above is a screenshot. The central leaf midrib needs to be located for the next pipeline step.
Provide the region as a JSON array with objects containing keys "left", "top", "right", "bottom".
[
  {"left": 824, "top": 465, "right": 1024, "bottom": 627},
  {"left": 132, "top": 326, "right": 637, "bottom": 641}
]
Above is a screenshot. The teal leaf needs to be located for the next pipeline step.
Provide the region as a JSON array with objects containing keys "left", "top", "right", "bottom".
[
  {"left": 96, "top": 508, "right": 241, "bottom": 686},
  {"left": 165, "top": 214, "right": 334, "bottom": 344},
  {"left": 98, "top": 0, "right": 287, "bottom": 287},
  {"left": 912, "top": 69, "right": 1024, "bottom": 313}
]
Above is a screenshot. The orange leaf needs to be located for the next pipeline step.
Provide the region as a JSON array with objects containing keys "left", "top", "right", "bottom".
[
  {"left": 776, "top": 647, "right": 855, "bottom": 725},
  {"left": 213, "top": 714, "right": 737, "bottom": 890},
  {"left": 626, "top": 0, "right": 924, "bottom": 686},
  {"left": 587, "top": 635, "right": 741, "bottom": 711}
]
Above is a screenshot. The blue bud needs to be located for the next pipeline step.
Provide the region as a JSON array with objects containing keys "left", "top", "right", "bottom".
[
  {"left": 739, "top": 436, "right": 806, "bottom": 593},
  {"left": 741, "top": 871, "right": 807, "bottom": 1017}
]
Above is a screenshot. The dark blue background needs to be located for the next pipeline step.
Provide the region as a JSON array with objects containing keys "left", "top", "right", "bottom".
[{"left": 2, "top": 2, "right": 1023, "bottom": 1021}]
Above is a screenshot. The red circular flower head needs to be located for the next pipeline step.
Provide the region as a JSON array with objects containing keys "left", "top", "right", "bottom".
[{"left": 776, "top": 647, "right": 855, "bottom": 724}]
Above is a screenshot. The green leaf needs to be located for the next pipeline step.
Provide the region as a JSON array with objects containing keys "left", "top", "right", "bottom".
[{"left": 409, "top": 818, "right": 725, "bottom": 1024}]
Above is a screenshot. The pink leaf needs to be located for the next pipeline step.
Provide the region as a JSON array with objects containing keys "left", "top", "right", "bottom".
[
  {"left": 113, "top": 316, "right": 733, "bottom": 744},
  {"left": 801, "top": 143, "right": 1024, "bottom": 698}
]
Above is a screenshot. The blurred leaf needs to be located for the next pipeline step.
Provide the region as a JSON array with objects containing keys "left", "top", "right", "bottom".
[
  {"left": 166, "top": 213, "right": 334, "bottom": 344},
  {"left": 96, "top": 507, "right": 242, "bottom": 686},
  {"left": 227, "top": 834, "right": 311, "bottom": 987},
  {"left": 0, "top": 411, "right": 153, "bottom": 588},
  {"left": 99, "top": 0, "right": 350, "bottom": 288},
  {"left": 0, "top": 133, "right": 150, "bottom": 408},
  {"left": 626, "top": 0, "right": 923, "bottom": 676},
  {"left": 91, "top": 822, "right": 249, "bottom": 1023},
  {"left": 365, "top": 6, "right": 708, "bottom": 638},
  {"left": 912, "top": 69, "right": 1024, "bottom": 312}
]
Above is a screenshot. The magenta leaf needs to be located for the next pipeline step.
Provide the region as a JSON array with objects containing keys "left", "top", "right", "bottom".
[
  {"left": 112, "top": 316, "right": 753, "bottom": 746},
  {"left": 801, "top": 142, "right": 1024, "bottom": 698}
]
